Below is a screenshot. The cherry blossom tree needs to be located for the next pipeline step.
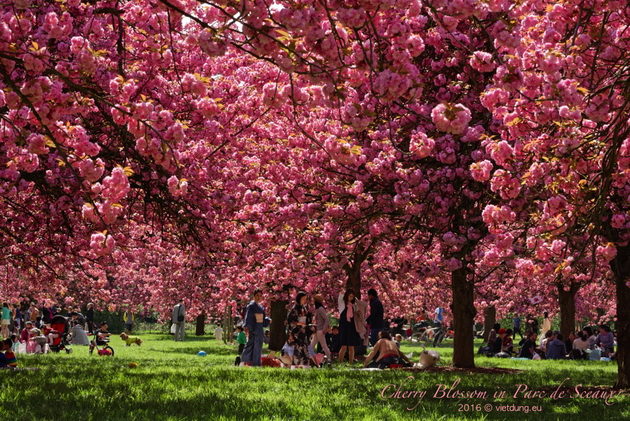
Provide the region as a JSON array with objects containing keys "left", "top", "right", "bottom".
[{"left": 1, "top": 0, "right": 629, "bottom": 384}]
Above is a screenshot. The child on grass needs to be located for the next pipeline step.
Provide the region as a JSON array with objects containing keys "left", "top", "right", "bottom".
[
  {"left": 28, "top": 328, "right": 48, "bottom": 354},
  {"left": 9, "top": 334, "right": 19, "bottom": 352},
  {"left": 236, "top": 326, "right": 246, "bottom": 355},
  {"left": 0, "top": 339, "right": 17, "bottom": 368},
  {"left": 42, "top": 324, "right": 59, "bottom": 346},
  {"left": 215, "top": 324, "right": 223, "bottom": 342}
]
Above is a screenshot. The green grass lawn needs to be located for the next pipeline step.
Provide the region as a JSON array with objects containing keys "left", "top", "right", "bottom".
[{"left": 0, "top": 333, "right": 627, "bottom": 420}]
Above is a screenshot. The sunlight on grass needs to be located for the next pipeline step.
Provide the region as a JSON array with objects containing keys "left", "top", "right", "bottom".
[{"left": 0, "top": 335, "right": 626, "bottom": 420}]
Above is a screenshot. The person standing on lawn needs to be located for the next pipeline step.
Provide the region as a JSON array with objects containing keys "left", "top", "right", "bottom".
[
  {"left": 287, "top": 291, "right": 314, "bottom": 366},
  {"left": 1, "top": 304, "right": 11, "bottom": 339},
  {"left": 513, "top": 315, "right": 522, "bottom": 340},
  {"left": 541, "top": 311, "right": 552, "bottom": 336},
  {"left": 241, "top": 289, "right": 270, "bottom": 366},
  {"left": 41, "top": 306, "right": 53, "bottom": 325},
  {"left": 123, "top": 309, "right": 134, "bottom": 333},
  {"left": 530, "top": 315, "right": 539, "bottom": 335},
  {"left": 172, "top": 299, "right": 186, "bottom": 342},
  {"left": 13, "top": 304, "right": 22, "bottom": 332},
  {"left": 432, "top": 305, "right": 446, "bottom": 347},
  {"left": 214, "top": 323, "right": 223, "bottom": 341},
  {"left": 29, "top": 304, "right": 39, "bottom": 324},
  {"left": 310, "top": 294, "right": 332, "bottom": 364},
  {"left": 366, "top": 289, "right": 384, "bottom": 346},
  {"left": 236, "top": 326, "right": 247, "bottom": 355},
  {"left": 338, "top": 289, "right": 362, "bottom": 364},
  {"left": 85, "top": 302, "right": 95, "bottom": 334}
]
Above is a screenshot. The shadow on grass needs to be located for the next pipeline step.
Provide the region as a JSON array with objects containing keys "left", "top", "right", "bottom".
[
  {"left": 2, "top": 334, "right": 627, "bottom": 421},
  {"left": 151, "top": 346, "right": 240, "bottom": 357}
]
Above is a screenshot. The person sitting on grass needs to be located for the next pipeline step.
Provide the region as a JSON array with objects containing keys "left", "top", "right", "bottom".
[
  {"left": 545, "top": 332, "right": 567, "bottom": 360},
  {"left": 502, "top": 329, "right": 514, "bottom": 355},
  {"left": 584, "top": 327, "right": 597, "bottom": 349},
  {"left": 9, "top": 334, "right": 19, "bottom": 352},
  {"left": 119, "top": 332, "right": 143, "bottom": 346},
  {"left": 565, "top": 332, "right": 575, "bottom": 354},
  {"left": 363, "top": 331, "right": 412, "bottom": 369},
  {"left": 394, "top": 334, "right": 403, "bottom": 349},
  {"left": 20, "top": 321, "right": 33, "bottom": 344},
  {"left": 596, "top": 325, "right": 615, "bottom": 355},
  {"left": 490, "top": 329, "right": 506, "bottom": 355},
  {"left": 518, "top": 331, "right": 538, "bottom": 359},
  {"left": 0, "top": 339, "right": 17, "bottom": 369},
  {"left": 26, "top": 328, "right": 40, "bottom": 354},
  {"left": 278, "top": 330, "right": 297, "bottom": 367},
  {"left": 539, "top": 330, "right": 553, "bottom": 356},
  {"left": 487, "top": 323, "right": 501, "bottom": 349},
  {"left": 518, "top": 328, "right": 532, "bottom": 347},
  {"left": 42, "top": 324, "right": 59, "bottom": 346},
  {"left": 572, "top": 332, "right": 589, "bottom": 359}
]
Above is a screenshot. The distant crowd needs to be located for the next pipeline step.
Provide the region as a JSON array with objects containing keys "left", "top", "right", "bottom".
[{"left": 480, "top": 312, "right": 617, "bottom": 361}]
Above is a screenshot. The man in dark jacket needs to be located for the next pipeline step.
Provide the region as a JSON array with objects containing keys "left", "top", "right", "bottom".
[
  {"left": 366, "top": 289, "right": 385, "bottom": 346},
  {"left": 85, "top": 303, "right": 95, "bottom": 334}
]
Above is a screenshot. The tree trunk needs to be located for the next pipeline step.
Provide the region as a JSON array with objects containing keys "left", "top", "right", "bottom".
[
  {"left": 344, "top": 245, "right": 369, "bottom": 299},
  {"left": 195, "top": 313, "right": 205, "bottom": 336},
  {"left": 269, "top": 300, "right": 288, "bottom": 352},
  {"left": 557, "top": 283, "right": 578, "bottom": 342},
  {"left": 611, "top": 243, "right": 630, "bottom": 389},
  {"left": 482, "top": 305, "right": 496, "bottom": 343},
  {"left": 223, "top": 305, "right": 234, "bottom": 344},
  {"left": 346, "top": 263, "right": 361, "bottom": 298},
  {"left": 451, "top": 267, "right": 476, "bottom": 368}
]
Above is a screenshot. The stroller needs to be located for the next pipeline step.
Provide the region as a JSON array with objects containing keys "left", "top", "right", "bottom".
[{"left": 49, "top": 315, "right": 72, "bottom": 354}]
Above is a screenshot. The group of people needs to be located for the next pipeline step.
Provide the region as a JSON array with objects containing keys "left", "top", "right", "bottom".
[
  {"left": 238, "top": 288, "right": 408, "bottom": 368},
  {"left": 483, "top": 312, "right": 617, "bottom": 361},
  {"left": 2, "top": 302, "right": 88, "bottom": 337}
]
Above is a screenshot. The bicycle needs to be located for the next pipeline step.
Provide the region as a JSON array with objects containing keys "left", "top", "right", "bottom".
[
  {"left": 420, "top": 325, "right": 453, "bottom": 347},
  {"left": 89, "top": 338, "right": 115, "bottom": 356}
]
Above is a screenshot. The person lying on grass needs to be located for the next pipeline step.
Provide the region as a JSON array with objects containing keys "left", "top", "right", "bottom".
[
  {"left": 120, "top": 333, "right": 143, "bottom": 346},
  {"left": 363, "top": 331, "right": 412, "bottom": 369}
]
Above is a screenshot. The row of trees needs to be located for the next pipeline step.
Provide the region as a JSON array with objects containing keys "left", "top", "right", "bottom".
[{"left": 0, "top": 0, "right": 628, "bottom": 387}]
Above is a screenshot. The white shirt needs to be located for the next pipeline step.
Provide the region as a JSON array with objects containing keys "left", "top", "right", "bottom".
[
  {"left": 214, "top": 327, "right": 223, "bottom": 341},
  {"left": 573, "top": 338, "right": 589, "bottom": 351}
]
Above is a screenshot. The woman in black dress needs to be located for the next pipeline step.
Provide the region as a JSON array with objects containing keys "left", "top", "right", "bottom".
[
  {"left": 339, "top": 289, "right": 361, "bottom": 364},
  {"left": 287, "top": 291, "right": 313, "bottom": 366}
]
